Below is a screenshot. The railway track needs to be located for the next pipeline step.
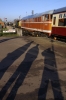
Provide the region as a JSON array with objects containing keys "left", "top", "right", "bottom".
[
  {"left": 23, "top": 34, "right": 66, "bottom": 45},
  {"left": 42, "top": 36, "right": 66, "bottom": 44}
]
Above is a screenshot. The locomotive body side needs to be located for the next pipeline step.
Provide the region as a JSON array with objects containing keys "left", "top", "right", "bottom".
[{"left": 21, "top": 10, "right": 54, "bottom": 36}]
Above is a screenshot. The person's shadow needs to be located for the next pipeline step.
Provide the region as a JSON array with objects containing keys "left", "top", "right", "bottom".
[
  {"left": 38, "top": 43, "right": 64, "bottom": 100},
  {"left": 0, "top": 41, "right": 33, "bottom": 79},
  {"left": 0, "top": 44, "right": 39, "bottom": 100}
]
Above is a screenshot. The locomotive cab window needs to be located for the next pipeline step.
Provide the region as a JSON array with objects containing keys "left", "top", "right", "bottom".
[
  {"left": 42, "top": 16, "right": 44, "bottom": 21},
  {"left": 35, "top": 18, "right": 38, "bottom": 22},
  {"left": 32, "top": 18, "right": 34, "bottom": 22},
  {"left": 53, "top": 17, "right": 56, "bottom": 25},
  {"left": 45, "top": 14, "right": 49, "bottom": 21},
  {"left": 24, "top": 20, "right": 26, "bottom": 22},
  {"left": 50, "top": 15, "right": 53, "bottom": 20},
  {"left": 38, "top": 17, "right": 41, "bottom": 22},
  {"left": 59, "top": 14, "right": 62, "bottom": 19}
]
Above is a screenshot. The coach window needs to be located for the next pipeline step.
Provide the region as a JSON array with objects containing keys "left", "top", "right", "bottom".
[
  {"left": 58, "top": 13, "right": 66, "bottom": 26},
  {"left": 64, "top": 13, "right": 66, "bottom": 17},
  {"left": 59, "top": 14, "right": 62, "bottom": 19},
  {"left": 53, "top": 17, "right": 56, "bottom": 25},
  {"left": 58, "top": 19, "right": 64, "bottom": 26},
  {"left": 58, "top": 18, "right": 66, "bottom": 26},
  {"left": 64, "top": 19, "right": 66, "bottom": 26}
]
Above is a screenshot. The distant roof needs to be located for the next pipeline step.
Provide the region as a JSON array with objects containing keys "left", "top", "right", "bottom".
[
  {"left": 22, "top": 10, "right": 54, "bottom": 20},
  {"left": 53, "top": 7, "right": 66, "bottom": 14}
]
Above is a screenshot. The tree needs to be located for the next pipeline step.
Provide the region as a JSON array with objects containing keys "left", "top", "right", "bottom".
[
  {"left": 0, "top": 18, "right": 2, "bottom": 21},
  {"left": 13, "top": 19, "right": 19, "bottom": 28}
]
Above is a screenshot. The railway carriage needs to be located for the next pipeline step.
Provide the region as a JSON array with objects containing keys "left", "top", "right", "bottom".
[
  {"left": 52, "top": 7, "right": 66, "bottom": 39},
  {"left": 21, "top": 10, "right": 54, "bottom": 36}
]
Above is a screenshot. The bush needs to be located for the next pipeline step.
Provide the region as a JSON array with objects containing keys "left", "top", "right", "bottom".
[
  {"left": 0, "top": 33, "right": 3, "bottom": 36},
  {"left": 1, "top": 32, "right": 18, "bottom": 37}
]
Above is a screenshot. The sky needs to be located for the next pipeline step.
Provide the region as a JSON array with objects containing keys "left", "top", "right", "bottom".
[{"left": 0, "top": 0, "right": 66, "bottom": 21}]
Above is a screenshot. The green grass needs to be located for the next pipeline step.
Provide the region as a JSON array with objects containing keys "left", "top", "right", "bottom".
[
  {"left": 0, "top": 32, "right": 19, "bottom": 37},
  {"left": 3, "top": 28, "right": 8, "bottom": 31},
  {"left": 0, "top": 32, "right": 3, "bottom": 36}
]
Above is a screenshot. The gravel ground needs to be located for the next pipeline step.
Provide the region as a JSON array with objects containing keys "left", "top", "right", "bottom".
[{"left": 0, "top": 36, "right": 66, "bottom": 100}]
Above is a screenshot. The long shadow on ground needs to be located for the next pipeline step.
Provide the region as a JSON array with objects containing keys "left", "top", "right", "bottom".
[
  {"left": 0, "top": 37, "right": 19, "bottom": 43},
  {"left": 0, "top": 41, "right": 33, "bottom": 79},
  {"left": 0, "top": 44, "right": 39, "bottom": 100},
  {"left": 38, "top": 40, "right": 64, "bottom": 100}
]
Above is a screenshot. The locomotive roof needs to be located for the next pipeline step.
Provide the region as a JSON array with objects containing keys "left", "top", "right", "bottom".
[
  {"left": 22, "top": 10, "right": 54, "bottom": 20},
  {"left": 53, "top": 7, "right": 66, "bottom": 14}
]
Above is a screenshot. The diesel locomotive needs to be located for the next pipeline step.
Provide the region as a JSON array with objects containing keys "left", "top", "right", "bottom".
[{"left": 19, "top": 7, "right": 66, "bottom": 39}]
